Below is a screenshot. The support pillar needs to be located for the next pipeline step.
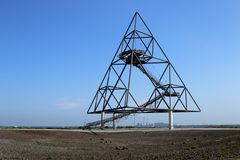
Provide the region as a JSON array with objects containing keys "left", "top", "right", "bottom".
[
  {"left": 168, "top": 110, "right": 173, "bottom": 130},
  {"left": 112, "top": 113, "right": 116, "bottom": 130},
  {"left": 101, "top": 111, "right": 105, "bottom": 129}
]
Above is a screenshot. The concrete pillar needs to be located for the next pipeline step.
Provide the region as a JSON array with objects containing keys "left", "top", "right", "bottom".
[
  {"left": 168, "top": 110, "right": 173, "bottom": 130},
  {"left": 112, "top": 113, "right": 116, "bottom": 130},
  {"left": 101, "top": 111, "right": 105, "bottom": 129}
]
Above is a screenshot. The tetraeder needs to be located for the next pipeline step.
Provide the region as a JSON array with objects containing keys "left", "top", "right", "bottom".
[{"left": 86, "top": 12, "right": 201, "bottom": 128}]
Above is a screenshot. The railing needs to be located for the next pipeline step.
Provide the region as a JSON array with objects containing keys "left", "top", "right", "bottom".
[
  {"left": 84, "top": 94, "right": 163, "bottom": 128},
  {"left": 135, "top": 65, "right": 166, "bottom": 91}
]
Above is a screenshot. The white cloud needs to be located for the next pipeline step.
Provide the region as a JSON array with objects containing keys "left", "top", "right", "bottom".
[{"left": 55, "top": 98, "right": 87, "bottom": 110}]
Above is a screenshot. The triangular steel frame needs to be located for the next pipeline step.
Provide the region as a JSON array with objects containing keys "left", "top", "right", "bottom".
[{"left": 87, "top": 12, "right": 201, "bottom": 114}]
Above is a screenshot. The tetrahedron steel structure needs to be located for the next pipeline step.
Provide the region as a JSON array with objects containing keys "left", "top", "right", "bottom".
[{"left": 87, "top": 12, "right": 201, "bottom": 117}]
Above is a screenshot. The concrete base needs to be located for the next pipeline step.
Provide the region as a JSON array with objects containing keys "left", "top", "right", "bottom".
[{"left": 168, "top": 110, "right": 173, "bottom": 130}]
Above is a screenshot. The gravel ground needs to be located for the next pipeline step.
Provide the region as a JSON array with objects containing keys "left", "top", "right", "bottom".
[{"left": 0, "top": 129, "right": 239, "bottom": 160}]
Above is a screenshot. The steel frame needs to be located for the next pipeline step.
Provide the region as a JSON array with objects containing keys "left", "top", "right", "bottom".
[{"left": 87, "top": 12, "right": 201, "bottom": 115}]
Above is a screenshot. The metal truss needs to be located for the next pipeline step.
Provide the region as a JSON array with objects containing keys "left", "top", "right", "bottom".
[{"left": 87, "top": 12, "right": 201, "bottom": 115}]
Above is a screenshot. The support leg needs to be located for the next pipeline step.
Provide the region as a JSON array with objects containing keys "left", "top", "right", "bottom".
[
  {"left": 101, "top": 111, "right": 105, "bottom": 129},
  {"left": 169, "top": 110, "right": 173, "bottom": 130},
  {"left": 112, "top": 113, "right": 116, "bottom": 130}
]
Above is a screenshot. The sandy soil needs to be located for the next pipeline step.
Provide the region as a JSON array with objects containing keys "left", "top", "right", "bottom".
[{"left": 0, "top": 129, "right": 239, "bottom": 160}]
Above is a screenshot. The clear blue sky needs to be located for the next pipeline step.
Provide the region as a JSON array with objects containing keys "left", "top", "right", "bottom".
[{"left": 0, "top": 0, "right": 239, "bottom": 126}]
